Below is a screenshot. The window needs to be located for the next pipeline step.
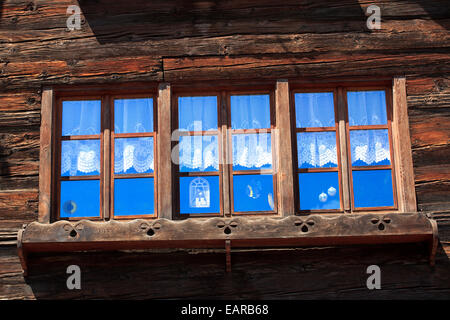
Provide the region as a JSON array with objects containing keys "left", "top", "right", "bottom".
[
  {"left": 58, "top": 98, "right": 102, "bottom": 219},
  {"left": 112, "top": 96, "right": 157, "bottom": 218},
  {"left": 25, "top": 79, "right": 431, "bottom": 270},
  {"left": 173, "top": 91, "right": 277, "bottom": 217},
  {"left": 39, "top": 79, "right": 414, "bottom": 224},
  {"left": 55, "top": 93, "right": 157, "bottom": 220},
  {"left": 292, "top": 85, "right": 397, "bottom": 213}
]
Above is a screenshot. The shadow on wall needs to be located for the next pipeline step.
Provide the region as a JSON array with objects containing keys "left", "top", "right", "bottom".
[
  {"left": 71, "top": 0, "right": 448, "bottom": 45},
  {"left": 0, "top": 143, "right": 11, "bottom": 183},
  {"left": 0, "top": 0, "right": 447, "bottom": 44},
  {"left": 21, "top": 242, "right": 450, "bottom": 299}
]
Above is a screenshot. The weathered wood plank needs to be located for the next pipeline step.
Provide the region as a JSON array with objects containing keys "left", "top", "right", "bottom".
[
  {"left": 392, "top": 77, "right": 417, "bottom": 212},
  {"left": 156, "top": 83, "right": 172, "bottom": 219},
  {"left": 37, "top": 88, "right": 53, "bottom": 223},
  {"left": 275, "top": 80, "right": 294, "bottom": 216},
  {"left": 2, "top": 242, "right": 449, "bottom": 300}
]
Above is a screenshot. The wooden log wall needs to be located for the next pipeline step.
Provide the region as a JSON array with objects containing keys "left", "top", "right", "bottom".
[{"left": 0, "top": 0, "right": 449, "bottom": 299}]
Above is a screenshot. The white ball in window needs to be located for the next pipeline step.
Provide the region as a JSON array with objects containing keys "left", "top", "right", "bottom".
[
  {"left": 327, "top": 186, "right": 337, "bottom": 197},
  {"left": 319, "top": 192, "right": 328, "bottom": 203}
]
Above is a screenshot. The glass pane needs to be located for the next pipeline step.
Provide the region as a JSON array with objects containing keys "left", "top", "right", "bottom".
[
  {"left": 179, "top": 135, "right": 219, "bottom": 172},
  {"left": 178, "top": 96, "right": 217, "bottom": 131},
  {"left": 114, "top": 178, "right": 154, "bottom": 216},
  {"left": 60, "top": 180, "right": 100, "bottom": 218},
  {"left": 350, "top": 129, "right": 391, "bottom": 166},
  {"left": 295, "top": 92, "right": 335, "bottom": 128},
  {"left": 114, "top": 98, "right": 153, "bottom": 133},
  {"left": 352, "top": 170, "right": 394, "bottom": 208},
  {"left": 230, "top": 94, "right": 271, "bottom": 129},
  {"left": 233, "top": 174, "right": 274, "bottom": 212},
  {"left": 297, "top": 132, "right": 337, "bottom": 168},
  {"left": 114, "top": 137, "right": 154, "bottom": 174},
  {"left": 232, "top": 133, "right": 272, "bottom": 171},
  {"left": 62, "top": 100, "right": 101, "bottom": 136},
  {"left": 180, "top": 176, "right": 220, "bottom": 214},
  {"left": 298, "top": 172, "right": 340, "bottom": 210},
  {"left": 347, "top": 90, "right": 388, "bottom": 126},
  {"left": 61, "top": 140, "right": 100, "bottom": 176}
]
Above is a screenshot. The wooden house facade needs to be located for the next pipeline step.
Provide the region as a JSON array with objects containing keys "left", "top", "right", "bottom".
[{"left": 0, "top": 0, "right": 449, "bottom": 299}]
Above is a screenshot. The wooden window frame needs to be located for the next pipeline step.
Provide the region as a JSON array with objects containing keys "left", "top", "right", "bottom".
[
  {"left": 55, "top": 95, "right": 105, "bottom": 221},
  {"left": 110, "top": 94, "right": 158, "bottom": 220},
  {"left": 172, "top": 91, "right": 224, "bottom": 218},
  {"left": 37, "top": 77, "right": 417, "bottom": 225},
  {"left": 172, "top": 88, "right": 279, "bottom": 218},
  {"left": 344, "top": 85, "right": 398, "bottom": 212},
  {"left": 289, "top": 79, "right": 416, "bottom": 214},
  {"left": 290, "top": 87, "right": 344, "bottom": 214},
  {"left": 41, "top": 85, "right": 159, "bottom": 223},
  {"left": 20, "top": 78, "right": 435, "bottom": 276}
]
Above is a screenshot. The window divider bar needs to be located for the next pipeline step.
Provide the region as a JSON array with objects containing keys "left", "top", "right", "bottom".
[
  {"left": 337, "top": 87, "right": 351, "bottom": 212},
  {"left": 157, "top": 83, "right": 173, "bottom": 219},
  {"left": 102, "top": 96, "right": 111, "bottom": 220},
  {"left": 38, "top": 87, "right": 55, "bottom": 223},
  {"left": 275, "top": 80, "right": 295, "bottom": 216},
  {"left": 221, "top": 91, "right": 231, "bottom": 217}
]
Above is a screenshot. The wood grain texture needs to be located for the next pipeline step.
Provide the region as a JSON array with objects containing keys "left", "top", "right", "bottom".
[
  {"left": 157, "top": 83, "right": 172, "bottom": 219},
  {"left": 275, "top": 80, "right": 294, "bottom": 216},
  {"left": 392, "top": 78, "right": 417, "bottom": 213},
  {"left": 0, "top": 0, "right": 449, "bottom": 299},
  {"left": 37, "top": 87, "right": 53, "bottom": 223}
]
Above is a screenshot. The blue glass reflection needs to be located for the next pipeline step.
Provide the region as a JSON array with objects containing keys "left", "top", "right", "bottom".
[
  {"left": 114, "top": 137, "right": 154, "bottom": 174},
  {"left": 352, "top": 170, "right": 394, "bottom": 208},
  {"left": 233, "top": 174, "right": 274, "bottom": 212},
  {"left": 298, "top": 172, "right": 340, "bottom": 210},
  {"left": 62, "top": 100, "right": 101, "bottom": 136},
  {"left": 114, "top": 98, "right": 153, "bottom": 133},
  {"left": 350, "top": 129, "right": 391, "bottom": 166},
  {"left": 231, "top": 95, "right": 271, "bottom": 129},
  {"left": 297, "top": 132, "right": 337, "bottom": 168},
  {"left": 233, "top": 133, "right": 272, "bottom": 170},
  {"left": 61, "top": 140, "right": 100, "bottom": 176},
  {"left": 179, "top": 135, "right": 219, "bottom": 172},
  {"left": 180, "top": 176, "right": 220, "bottom": 214},
  {"left": 178, "top": 96, "right": 218, "bottom": 131},
  {"left": 295, "top": 93, "right": 335, "bottom": 128},
  {"left": 114, "top": 178, "right": 154, "bottom": 216},
  {"left": 347, "top": 91, "right": 387, "bottom": 126},
  {"left": 60, "top": 180, "right": 100, "bottom": 218}
]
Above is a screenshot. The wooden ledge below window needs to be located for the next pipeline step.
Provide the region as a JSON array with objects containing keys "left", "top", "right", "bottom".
[{"left": 17, "top": 213, "right": 438, "bottom": 276}]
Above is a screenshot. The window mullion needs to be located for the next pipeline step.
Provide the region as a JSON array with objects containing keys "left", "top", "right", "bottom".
[
  {"left": 221, "top": 91, "right": 231, "bottom": 217},
  {"left": 101, "top": 95, "right": 111, "bottom": 220},
  {"left": 157, "top": 83, "right": 173, "bottom": 219},
  {"left": 337, "top": 87, "right": 352, "bottom": 212},
  {"left": 275, "top": 80, "right": 295, "bottom": 216}
]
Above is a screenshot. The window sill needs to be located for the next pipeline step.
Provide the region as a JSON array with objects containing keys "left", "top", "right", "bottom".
[{"left": 17, "top": 212, "right": 438, "bottom": 276}]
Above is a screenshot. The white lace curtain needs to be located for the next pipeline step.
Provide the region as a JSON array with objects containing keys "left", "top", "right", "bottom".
[
  {"left": 61, "top": 140, "right": 100, "bottom": 176},
  {"left": 230, "top": 95, "right": 271, "bottom": 129},
  {"left": 350, "top": 130, "right": 390, "bottom": 165},
  {"left": 178, "top": 136, "right": 219, "bottom": 171},
  {"left": 297, "top": 132, "right": 338, "bottom": 168},
  {"left": 347, "top": 91, "right": 387, "bottom": 126},
  {"left": 114, "top": 138, "right": 154, "bottom": 174},
  {"left": 232, "top": 133, "right": 272, "bottom": 169},
  {"left": 295, "top": 93, "right": 335, "bottom": 128},
  {"left": 114, "top": 98, "right": 154, "bottom": 133},
  {"left": 177, "top": 133, "right": 272, "bottom": 171},
  {"left": 297, "top": 130, "right": 390, "bottom": 168},
  {"left": 62, "top": 100, "right": 101, "bottom": 136}
]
